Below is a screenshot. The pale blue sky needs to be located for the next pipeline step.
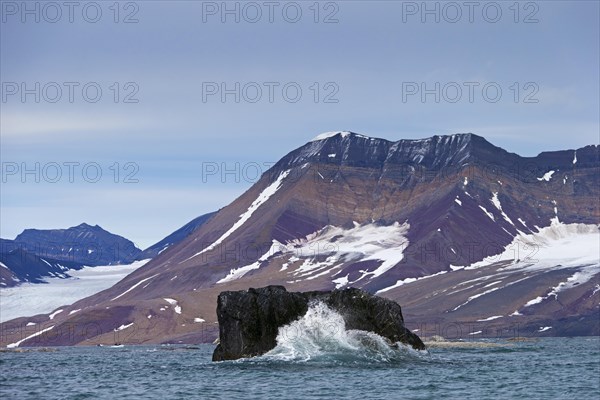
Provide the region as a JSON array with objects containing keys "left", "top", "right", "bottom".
[{"left": 1, "top": 1, "right": 599, "bottom": 248}]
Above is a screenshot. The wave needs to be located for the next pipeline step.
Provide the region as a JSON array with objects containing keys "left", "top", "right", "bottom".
[{"left": 259, "top": 302, "right": 427, "bottom": 363}]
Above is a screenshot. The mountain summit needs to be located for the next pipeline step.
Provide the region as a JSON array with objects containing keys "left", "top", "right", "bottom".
[
  {"left": 1, "top": 133, "right": 598, "bottom": 346},
  {"left": 10, "top": 223, "right": 142, "bottom": 266},
  {"left": 279, "top": 132, "right": 498, "bottom": 170}
]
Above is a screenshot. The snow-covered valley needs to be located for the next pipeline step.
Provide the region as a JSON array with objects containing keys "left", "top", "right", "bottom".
[{"left": 0, "top": 259, "right": 149, "bottom": 323}]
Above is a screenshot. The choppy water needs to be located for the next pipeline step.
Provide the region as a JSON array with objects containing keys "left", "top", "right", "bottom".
[{"left": 1, "top": 337, "right": 598, "bottom": 399}]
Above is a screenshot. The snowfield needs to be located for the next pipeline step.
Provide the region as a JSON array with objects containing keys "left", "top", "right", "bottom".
[
  {"left": 216, "top": 221, "right": 411, "bottom": 287},
  {"left": 0, "top": 259, "right": 150, "bottom": 323},
  {"left": 463, "top": 222, "right": 599, "bottom": 271}
]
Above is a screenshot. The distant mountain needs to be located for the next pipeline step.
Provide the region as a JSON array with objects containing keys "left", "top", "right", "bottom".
[
  {"left": 0, "top": 223, "right": 143, "bottom": 286},
  {"left": 0, "top": 214, "right": 217, "bottom": 288},
  {"left": 137, "top": 212, "right": 216, "bottom": 260},
  {"left": 2, "top": 132, "right": 598, "bottom": 347},
  {"left": 4, "top": 223, "right": 142, "bottom": 266}
]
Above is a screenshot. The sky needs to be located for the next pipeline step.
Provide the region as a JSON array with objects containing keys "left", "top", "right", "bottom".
[{"left": 1, "top": 0, "right": 599, "bottom": 249}]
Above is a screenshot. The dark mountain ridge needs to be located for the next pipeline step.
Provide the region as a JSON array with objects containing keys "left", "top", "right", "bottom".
[{"left": 136, "top": 212, "right": 217, "bottom": 260}]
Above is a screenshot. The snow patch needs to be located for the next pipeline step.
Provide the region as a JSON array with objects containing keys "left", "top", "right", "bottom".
[
  {"left": 217, "top": 240, "right": 285, "bottom": 284},
  {"left": 376, "top": 270, "right": 448, "bottom": 294},
  {"left": 483, "top": 280, "right": 503, "bottom": 288},
  {"left": 194, "top": 318, "right": 205, "bottom": 323},
  {"left": 547, "top": 269, "right": 600, "bottom": 297},
  {"left": 537, "top": 170, "right": 555, "bottom": 181},
  {"left": 332, "top": 274, "right": 349, "bottom": 289},
  {"left": 491, "top": 192, "right": 514, "bottom": 225},
  {"left": 479, "top": 205, "right": 495, "bottom": 221},
  {"left": 163, "top": 298, "right": 182, "bottom": 314},
  {"left": 538, "top": 326, "right": 552, "bottom": 332},
  {"left": 522, "top": 267, "right": 600, "bottom": 308},
  {"left": 524, "top": 296, "right": 544, "bottom": 307},
  {"left": 48, "top": 309, "right": 63, "bottom": 320},
  {"left": 460, "top": 223, "right": 599, "bottom": 271},
  {"left": 477, "top": 315, "right": 503, "bottom": 322},
  {"left": 452, "top": 287, "right": 501, "bottom": 311},
  {"left": 158, "top": 245, "right": 169, "bottom": 255},
  {"left": 7, "top": 325, "right": 55, "bottom": 348},
  {"left": 114, "top": 322, "right": 134, "bottom": 332},
  {"left": 310, "top": 131, "right": 351, "bottom": 142},
  {"left": 288, "top": 222, "right": 410, "bottom": 283},
  {"left": 111, "top": 272, "right": 160, "bottom": 302},
  {"left": 186, "top": 170, "right": 290, "bottom": 261},
  {"left": 517, "top": 217, "right": 528, "bottom": 227}
]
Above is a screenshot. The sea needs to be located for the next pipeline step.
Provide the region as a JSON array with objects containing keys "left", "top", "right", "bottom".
[{"left": 1, "top": 336, "right": 599, "bottom": 399}]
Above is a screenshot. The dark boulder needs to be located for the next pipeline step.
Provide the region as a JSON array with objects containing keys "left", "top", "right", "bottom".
[{"left": 212, "top": 285, "right": 425, "bottom": 361}]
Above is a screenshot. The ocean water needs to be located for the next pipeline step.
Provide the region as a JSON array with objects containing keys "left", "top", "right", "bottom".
[{"left": 1, "top": 337, "right": 599, "bottom": 399}]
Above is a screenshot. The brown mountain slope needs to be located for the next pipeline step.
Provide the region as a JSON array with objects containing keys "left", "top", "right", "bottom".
[{"left": 2, "top": 133, "right": 598, "bottom": 346}]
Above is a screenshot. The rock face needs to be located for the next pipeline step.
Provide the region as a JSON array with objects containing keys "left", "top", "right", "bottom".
[{"left": 212, "top": 285, "right": 425, "bottom": 361}]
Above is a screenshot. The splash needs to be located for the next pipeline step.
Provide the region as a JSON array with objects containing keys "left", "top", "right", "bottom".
[{"left": 261, "top": 302, "right": 425, "bottom": 363}]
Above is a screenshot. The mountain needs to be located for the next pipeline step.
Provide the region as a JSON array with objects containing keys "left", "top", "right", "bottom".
[
  {"left": 0, "top": 214, "right": 216, "bottom": 288},
  {"left": 136, "top": 212, "right": 217, "bottom": 260},
  {"left": 0, "top": 223, "right": 143, "bottom": 286},
  {"left": 1, "top": 132, "right": 598, "bottom": 347},
  {"left": 2, "top": 223, "right": 142, "bottom": 267}
]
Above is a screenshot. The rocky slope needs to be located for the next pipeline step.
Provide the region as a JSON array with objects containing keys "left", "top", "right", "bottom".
[{"left": 1, "top": 132, "right": 598, "bottom": 347}]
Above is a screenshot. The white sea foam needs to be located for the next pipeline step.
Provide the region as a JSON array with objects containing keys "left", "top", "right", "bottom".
[{"left": 261, "top": 302, "right": 424, "bottom": 363}]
